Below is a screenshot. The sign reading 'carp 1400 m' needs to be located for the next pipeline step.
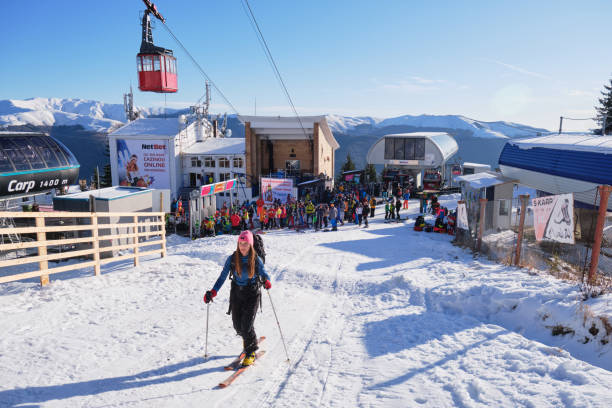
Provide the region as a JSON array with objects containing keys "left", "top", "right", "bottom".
[{"left": 0, "top": 132, "right": 81, "bottom": 199}]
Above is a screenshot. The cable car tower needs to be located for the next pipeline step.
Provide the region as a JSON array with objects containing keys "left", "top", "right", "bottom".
[{"left": 136, "top": 0, "right": 178, "bottom": 93}]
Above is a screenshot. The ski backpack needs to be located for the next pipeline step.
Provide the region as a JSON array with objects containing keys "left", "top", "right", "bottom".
[{"left": 253, "top": 233, "right": 266, "bottom": 264}]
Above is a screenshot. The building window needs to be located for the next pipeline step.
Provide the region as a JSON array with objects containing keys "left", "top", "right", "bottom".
[
  {"left": 204, "top": 156, "right": 215, "bottom": 167},
  {"left": 233, "top": 157, "right": 243, "bottom": 168},
  {"left": 219, "top": 157, "right": 230, "bottom": 168},
  {"left": 219, "top": 172, "right": 231, "bottom": 182},
  {"left": 384, "top": 137, "right": 426, "bottom": 160},
  {"left": 499, "top": 199, "right": 509, "bottom": 216},
  {"left": 190, "top": 157, "right": 202, "bottom": 167}
]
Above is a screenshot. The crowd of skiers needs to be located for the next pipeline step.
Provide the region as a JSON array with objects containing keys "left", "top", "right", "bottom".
[{"left": 178, "top": 181, "right": 459, "bottom": 239}]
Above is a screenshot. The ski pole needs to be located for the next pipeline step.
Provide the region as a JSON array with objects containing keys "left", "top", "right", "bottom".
[
  {"left": 266, "top": 290, "right": 290, "bottom": 362},
  {"left": 204, "top": 302, "right": 210, "bottom": 359}
]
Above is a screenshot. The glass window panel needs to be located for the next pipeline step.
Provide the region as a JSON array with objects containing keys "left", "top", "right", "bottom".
[
  {"left": 404, "top": 139, "right": 415, "bottom": 160},
  {"left": 1, "top": 139, "right": 30, "bottom": 170},
  {"left": 53, "top": 138, "right": 78, "bottom": 166},
  {"left": 143, "top": 56, "right": 153, "bottom": 71},
  {"left": 384, "top": 138, "right": 394, "bottom": 160},
  {"left": 414, "top": 138, "right": 425, "bottom": 160},
  {"left": 153, "top": 56, "right": 161, "bottom": 71},
  {"left": 31, "top": 136, "right": 61, "bottom": 168},
  {"left": 233, "top": 157, "right": 243, "bottom": 168},
  {"left": 0, "top": 148, "right": 14, "bottom": 172},
  {"left": 137, "top": 56, "right": 143, "bottom": 72},
  {"left": 219, "top": 157, "right": 229, "bottom": 168},
  {"left": 12, "top": 138, "right": 46, "bottom": 169},
  {"left": 204, "top": 157, "right": 215, "bottom": 167},
  {"left": 394, "top": 138, "right": 404, "bottom": 160}
]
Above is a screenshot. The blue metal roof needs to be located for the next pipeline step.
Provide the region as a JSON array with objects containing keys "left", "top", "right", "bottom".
[{"left": 498, "top": 143, "right": 612, "bottom": 185}]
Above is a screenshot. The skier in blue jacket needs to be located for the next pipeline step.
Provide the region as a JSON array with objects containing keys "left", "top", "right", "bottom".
[{"left": 204, "top": 230, "right": 271, "bottom": 366}]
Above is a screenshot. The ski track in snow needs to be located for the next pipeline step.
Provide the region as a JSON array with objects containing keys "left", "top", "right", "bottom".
[{"left": 1, "top": 199, "right": 611, "bottom": 407}]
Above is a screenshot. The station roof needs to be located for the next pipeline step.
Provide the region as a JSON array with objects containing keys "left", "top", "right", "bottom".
[
  {"left": 109, "top": 118, "right": 184, "bottom": 137},
  {"left": 54, "top": 186, "right": 151, "bottom": 201},
  {"left": 238, "top": 115, "right": 339, "bottom": 149},
  {"left": 507, "top": 134, "right": 612, "bottom": 154},
  {"left": 183, "top": 138, "right": 245, "bottom": 155},
  {"left": 455, "top": 171, "right": 516, "bottom": 189}
]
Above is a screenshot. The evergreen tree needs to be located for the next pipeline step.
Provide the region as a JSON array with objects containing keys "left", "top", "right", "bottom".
[
  {"left": 100, "top": 138, "right": 113, "bottom": 188},
  {"left": 365, "top": 164, "right": 377, "bottom": 183},
  {"left": 340, "top": 153, "right": 356, "bottom": 173},
  {"left": 337, "top": 153, "right": 356, "bottom": 183},
  {"left": 595, "top": 77, "right": 612, "bottom": 135}
]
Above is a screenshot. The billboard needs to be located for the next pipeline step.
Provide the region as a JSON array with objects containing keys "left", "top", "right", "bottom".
[
  {"left": 532, "top": 193, "right": 575, "bottom": 244},
  {"left": 116, "top": 139, "right": 170, "bottom": 189},
  {"left": 261, "top": 177, "right": 294, "bottom": 204}
]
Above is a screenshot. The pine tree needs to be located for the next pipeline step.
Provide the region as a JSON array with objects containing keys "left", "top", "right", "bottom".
[
  {"left": 340, "top": 153, "right": 356, "bottom": 173},
  {"left": 337, "top": 153, "right": 356, "bottom": 183},
  {"left": 100, "top": 138, "right": 113, "bottom": 188},
  {"left": 595, "top": 78, "right": 612, "bottom": 135},
  {"left": 365, "top": 164, "right": 377, "bottom": 183}
]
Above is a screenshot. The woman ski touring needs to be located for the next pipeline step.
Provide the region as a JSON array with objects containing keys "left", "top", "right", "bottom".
[{"left": 203, "top": 230, "right": 271, "bottom": 366}]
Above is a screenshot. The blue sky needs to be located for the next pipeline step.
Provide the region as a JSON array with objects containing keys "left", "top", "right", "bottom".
[{"left": 2, "top": 0, "right": 612, "bottom": 131}]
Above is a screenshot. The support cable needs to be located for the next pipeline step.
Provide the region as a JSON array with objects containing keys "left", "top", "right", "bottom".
[{"left": 240, "top": 0, "right": 311, "bottom": 140}]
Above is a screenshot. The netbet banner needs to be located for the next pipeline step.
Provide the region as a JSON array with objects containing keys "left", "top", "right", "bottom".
[
  {"left": 261, "top": 177, "right": 294, "bottom": 204},
  {"left": 532, "top": 193, "right": 575, "bottom": 244},
  {"left": 116, "top": 139, "right": 170, "bottom": 189}
]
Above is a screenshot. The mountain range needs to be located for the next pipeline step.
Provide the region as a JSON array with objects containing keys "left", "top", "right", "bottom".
[{"left": 1, "top": 97, "right": 551, "bottom": 180}]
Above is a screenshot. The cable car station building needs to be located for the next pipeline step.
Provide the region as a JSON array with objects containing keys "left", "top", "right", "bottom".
[
  {"left": 366, "top": 132, "right": 458, "bottom": 188},
  {"left": 241, "top": 116, "right": 340, "bottom": 192}
]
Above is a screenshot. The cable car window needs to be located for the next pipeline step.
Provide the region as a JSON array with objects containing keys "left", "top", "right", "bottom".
[
  {"left": 32, "top": 136, "right": 61, "bottom": 168},
  {"left": 1, "top": 139, "right": 30, "bottom": 170},
  {"left": 414, "top": 138, "right": 425, "bottom": 160},
  {"left": 142, "top": 56, "right": 153, "bottom": 71},
  {"left": 153, "top": 56, "right": 161, "bottom": 71},
  {"left": 137, "top": 56, "right": 143, "bottom": 72},
  {"left": 0, "top": 148, "right": 14, "bottom": 172},
  {"left": 170, "top": 58, "right": 176, "bottom": 74}
]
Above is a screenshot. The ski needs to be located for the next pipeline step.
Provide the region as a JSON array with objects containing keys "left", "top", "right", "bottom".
[
  {"left": 218, "top": 350, "right": 266, "bottom": 388},
  {"left": 223, "top": 336, "right": 266, "bottom": 371}
]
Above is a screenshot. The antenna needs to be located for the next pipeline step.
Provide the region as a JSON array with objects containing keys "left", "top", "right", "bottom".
[{"left": 123, "top": 86, "right": 138, "bottom": 122}]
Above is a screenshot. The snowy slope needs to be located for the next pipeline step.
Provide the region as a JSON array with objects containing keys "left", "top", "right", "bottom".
[
  {"left": 326, "top": 113, "right": 550, "bottom": 139},
  {"left": 0, "top": 199, "right": 610, "bottom": 407}
]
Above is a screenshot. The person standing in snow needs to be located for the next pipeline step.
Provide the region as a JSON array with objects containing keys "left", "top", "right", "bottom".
[{"left": 203, "top": 231, "right": 271, "bottom": 366}]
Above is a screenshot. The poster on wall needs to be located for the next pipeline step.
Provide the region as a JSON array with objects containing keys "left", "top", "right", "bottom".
[
  {"left": 532, "top": 193, "right": 575, "bottom": 244},
  {"left": 261, "top": 177, "right": 294, "bottom": 204},
  {"left": 116, "top": 139, "right": 170, "bottom": 189},
  {"left": 457, "top": 203, "right": 469, "bottom": 230}
]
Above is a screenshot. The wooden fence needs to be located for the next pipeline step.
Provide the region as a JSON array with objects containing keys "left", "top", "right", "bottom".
[{"left": 0, "top": 211, "right": 166, "bottom": 286}]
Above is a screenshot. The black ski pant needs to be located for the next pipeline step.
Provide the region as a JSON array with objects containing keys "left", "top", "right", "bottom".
[{"left": 230, "top": 282, "right": 261, "bottom": 354}]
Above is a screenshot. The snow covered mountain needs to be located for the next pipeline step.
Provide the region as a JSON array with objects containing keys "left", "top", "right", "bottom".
[
  {"left": 1, "top": 98, "right": 549, "bottom": 138},
  {"left": 326, "top": 113, "right": 549, "bottom": 139},
  {"left": 0, "top": 98, "right": 178, "bottom": 133}
]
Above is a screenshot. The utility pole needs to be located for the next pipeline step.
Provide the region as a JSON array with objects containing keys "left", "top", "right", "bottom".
[{"left": 558, "top": 116, "right": 563, "bottom": 134}]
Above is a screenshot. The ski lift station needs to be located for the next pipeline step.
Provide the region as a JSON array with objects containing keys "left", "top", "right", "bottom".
[
  {"left": 499, "top": 134, "right": 612, "bottom": 211},
  {"left": 366, "top": 132, "right": 458, "bottom": 187}
]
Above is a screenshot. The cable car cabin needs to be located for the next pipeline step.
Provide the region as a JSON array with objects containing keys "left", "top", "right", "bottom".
[
  {"left": 0, "top": 132, "right": 80, "bottom": 199},
  {"left": 137, "top": 53, "right": 177, "bottom": 93},
  {"left": 423, "top": 169, "right": 442, "bottom": 190}
]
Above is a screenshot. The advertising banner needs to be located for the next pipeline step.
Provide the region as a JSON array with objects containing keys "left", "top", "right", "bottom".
[
  {"left": 200, "top": 179, "right": 237, "bottom": 196},
  {"left": 116, "top": 139, "right": 170, "bottom": 189},
  {"left": 261, "top": 177, "right": 294, "bottom": 204},
  {"left": 532, "top": 193, "right": 575, "bottom": 244},
  {"left": 457, "top": 203, "right": 469, "bottom": 230}
]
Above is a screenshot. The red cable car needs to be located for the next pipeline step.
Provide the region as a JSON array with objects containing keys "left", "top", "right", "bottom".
[{"left": 137, "top": 0, "right": 178, "bottom": 93}]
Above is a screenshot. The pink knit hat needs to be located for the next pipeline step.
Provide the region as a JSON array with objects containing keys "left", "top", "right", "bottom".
[{"left": 238, "top": 230, "right": 254, "bottom": 246}]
